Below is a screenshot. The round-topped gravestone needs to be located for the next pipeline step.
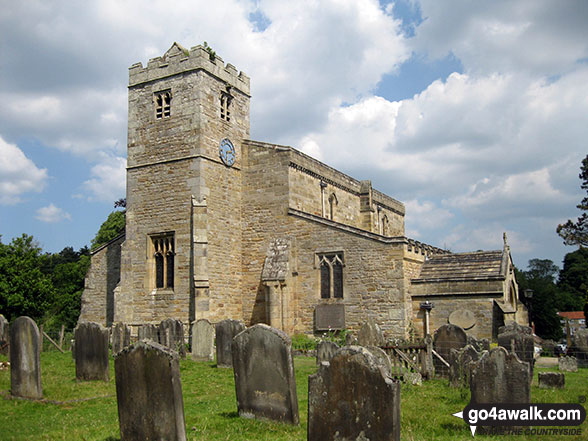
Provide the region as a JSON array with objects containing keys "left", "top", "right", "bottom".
[{"left": 448, "top": 309, "right": 476, "bottom": 330}]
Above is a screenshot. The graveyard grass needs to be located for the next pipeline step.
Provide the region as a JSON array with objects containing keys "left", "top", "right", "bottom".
[{"left": 0, "top": 352, "right": 587, "bottom": 441}]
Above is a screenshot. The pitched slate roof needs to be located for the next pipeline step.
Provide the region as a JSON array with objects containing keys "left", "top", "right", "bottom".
[{"left": 413, "top": 250, "right": 506, "bottom": 282}]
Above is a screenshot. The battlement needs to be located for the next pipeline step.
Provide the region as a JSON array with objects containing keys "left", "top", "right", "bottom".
[
  {"left": 129, "top": 42, "right": 250, "bottom": 95},
  {"left": 405, "top": 238, "right": 449, "bottom": 259}
]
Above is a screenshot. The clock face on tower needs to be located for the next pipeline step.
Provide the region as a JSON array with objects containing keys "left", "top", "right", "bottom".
[{"left": 219, "top": 138, "right": 236, "bottom": 167}]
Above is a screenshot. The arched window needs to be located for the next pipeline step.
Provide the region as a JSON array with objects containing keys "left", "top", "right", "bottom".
[
  {"left": 381, "top": 215, "right": 389, "bottom": 236},
  {"left": 220, "top": 91, "right": 232, "bottom": 121},
  {"left": 154, "top": 90, "right": 171, "bottom": 119},
  {"left": 151, "top": 233, "right": 175, "bottom": 290},
  {"left": 318, "top": 252, "right": 344, "bottom": 299},
  {"left": 328, "top": 193, "right": 338, "bottom": 221}
]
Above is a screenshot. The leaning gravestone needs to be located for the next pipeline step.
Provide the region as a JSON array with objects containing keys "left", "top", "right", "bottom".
[
  {"left": 137, "top": 323, "right": 158, "bottom": 342},
  {"left": 357, "top": 317, "right": 385, "bottom": 347},
  {"left": 497, "top": 321, "right": 535, "bottom": 377},
  {"left": 74, "top": 322, "right": 110, "bottom": 381},
  {"left": 308, "top": 346, "right": 401, "bottom": 441},
  {"left": 216, "top": 319, "right": 246, "bottom": 368},
  {"left": 111, "top": 322, "right": 131, "bottom": 355},
  {"left": 159, "top": 319, "right": 186, "bottom": 358},
  {"left": 0, "top": 314, "right": 9, "bottom": 356},
  {"left": 569, "top": 328, "right": 588, "bottom": 368},
  {"left": 559, "top": 356, "right": 578, "bottom": 372},
  {"left": 433, "top": 324, "right": 467, "bottom": 377},
  {"left": 538, "top": 372, "right": 565, "bottom": 389},
  {"left": 316, "top": 340, "right": 340, "bottom": 365},
  {"left": 470, "top": 347, "right": 530, "bottom": 404},
  {"left": 10, "top": 316, "right": 42, "bottom": 399},
  {"left": 232, "top": 324, "right": 299, "bottom": 424},
  {"left": 191, "top": 319, "right": 215, "bottom": 362},
  {"left": 115, "top": 340, "right": 186, "bottom": 441},
  {"left": 448, "top": 345, "right": 484, "bottom": 388}
]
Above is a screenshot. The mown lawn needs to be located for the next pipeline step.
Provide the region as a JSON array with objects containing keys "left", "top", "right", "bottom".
[{"left": 0, "top": 351, "right": 586, "bottom": 440}]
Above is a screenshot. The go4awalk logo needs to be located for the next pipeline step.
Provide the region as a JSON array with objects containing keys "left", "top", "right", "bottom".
[{"left": 453, "top": 403, "right": 586, "bottom": 437}]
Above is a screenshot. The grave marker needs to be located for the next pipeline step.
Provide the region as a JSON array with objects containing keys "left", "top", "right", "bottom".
[
  {"left": 216, "top": 319, "right": 245, "bottom": 368},
  {"left": 10, "top": 316, "right": 42, "bottom": 399},
  {"left": 191, "top": 319, "right": 215, "bottom": 362}
]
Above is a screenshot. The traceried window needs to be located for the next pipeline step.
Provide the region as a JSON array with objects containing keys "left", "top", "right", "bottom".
[
  {"left": 152, "top": 234, "right": 175, "bottom": 289},
  {"left": 154, "top": 90, "right": 172, "bottom": 119},
  {"left": 318, "top": 253, "right": 344, "bottom": 299},
  {"left": 220, "top": 91, "right": 232, "bottom": 121}
]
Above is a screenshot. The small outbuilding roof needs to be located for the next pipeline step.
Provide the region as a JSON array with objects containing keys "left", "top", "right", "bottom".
[{"left": 413, "top": 250, "right": 506, "bottom": 282}]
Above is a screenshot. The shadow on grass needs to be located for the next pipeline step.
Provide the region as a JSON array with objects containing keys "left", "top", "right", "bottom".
[
  {"left": 220, "top": 411, "right": 240, "bottom": 419},
  {"left": 103, "top": 437, "right": 120, "bottom": 441}
]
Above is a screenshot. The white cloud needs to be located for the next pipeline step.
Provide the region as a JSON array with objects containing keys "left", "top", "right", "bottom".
[
  {"left": 82, "top": 154, "right": 126, "bottom": 202},
  {"left": 0, "top": 136, "right": 48, "bottom": 205},
  {"left": 35, "top": 204, "right": 72, "bottom": 223}
]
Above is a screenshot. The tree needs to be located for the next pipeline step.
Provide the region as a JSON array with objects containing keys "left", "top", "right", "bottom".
[
  {"left": 91, "top": 210, "right": 125, "bottom": 250},
  {"left": 557, "top": 247, "right": 588, "bottom": 312},
  {"left": 557, "top": 154, "right": 588, "bottom": 246}
]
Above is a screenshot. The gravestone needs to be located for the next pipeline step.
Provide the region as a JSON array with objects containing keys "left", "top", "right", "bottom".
[
  {"left": 315, "top": 304, "right": 345, "bottom": 331},
  {"left": 357, "top": 318, "right": 385, "bottom": 347},
  {"left": 433, "top": 324, "right": 467, "bottom": 377},
  {"left": 74, "top": 322, "right": 110, "bottom": 381},
  {"left": 0, "top": 314, "right": 8, "bottom": 356},
  {"left": 558, "top": 356, "right": 578, "bottom": 372},
  {"left": 111, "top": 322, "right": 131, "bottom": 355},
  {"left": 159, "top": 319, "right": 186, "bottom": 358},
  {"left": 316, "top": 340, "right": 339, "bottom": 365},
  {"left": 308, "top": 346, "right": 401, "bottom": 441},
  {"left": 232, "top": 324, "right": 299, "bottom": 424},
  {"left": 470, "top": 347, "right": 530, "bottom": 404},
  {"left": 448, "top": 345, "right": 484, "bottom": 388},
  {"left": 467, "top": 335, "right": 490, "bottom": 352},
  {"left": 216, "top": 319, "right": 246, "bottom": 368},
  {"left": 569, "top": 328, "right": 588, "bottom": 368},
  {"left": 538, "top": 372, "right": 565, "bottom": 389},
  {"left": 497, "top": 321, "right": 535, "bottom": 377},
  {"left": 115, "top": 340, "right": 186, "bottom": 441},
  {"left": 10, "top": 316, "right": 42, "bottom": 399},
  {"left": 137, "top": 323, "right": 158, "bottom": 342},
  {"left": 191, "top": 319, "right": 215, "bottom": 361}
]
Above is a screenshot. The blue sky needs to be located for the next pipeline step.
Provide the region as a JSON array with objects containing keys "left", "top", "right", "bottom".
[{"left": 1, "top": 0, "right": 587, "bottom": 271}]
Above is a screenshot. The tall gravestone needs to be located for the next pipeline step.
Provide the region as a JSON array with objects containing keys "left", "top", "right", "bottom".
[
  {"left": 74, "top": 322, "right": 110, "bottom": 381},
  {"left": 115, "top": 340, "right": 186, "bottom": 441},
  {"left": 433, "top": 324, "right": 467, "bottom": 377},
  {"left": 497, "top": 321, "right": 535, "bottom": 377},
  {"left": 308, "top": 346, "right": 401, "bottom": 441},
  {"left": 0, "top": 314, "right": 9, "bottom": 356},
  {"left": 216, "top": 319, "right": 246, "bottom": 368},
  {"left": 137, "top": 323, "right": 158, "bottom": 342},
  {"left": 448, "top": 345, "right": 484, "bottom": 388},
  {"left": 111, "top": 322, "right": 131, "bottom": 355},
  {"left": 159, "top": 319, "right": 186, "bottom": 358},
  {"left": 569, "top": 328, "right": 588, "bottom": 368},
  {"left": 232, "top": 324, "right": 299, "bottom": 424},
  {"left": 191, "top": 319, "right": 215, "bottom": 362},
  {"left": 316, "top": 340, "right": 340, "bottom": 365},
  {"left": 10, "top": 316, "right": 42, "bottom": 399},
  {"left": 470, "top": 347, "right": 530, "bottom": 404},
  {"left": 357, "top": 318, "right": 385, "bottom": 347}
]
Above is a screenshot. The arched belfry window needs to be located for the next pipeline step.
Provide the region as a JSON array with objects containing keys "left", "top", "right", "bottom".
[
  {"left": 318, "top": 252, "right": 344, "bottom": 299},
  {"left": 152, "top": 233, "right": 175, "bottom": 289},
  {"left": 220, "top": 89, "right": 232, "bottom": 121},
  {"left": 154, "top": 90, "right": 171, "bottom": 119}
]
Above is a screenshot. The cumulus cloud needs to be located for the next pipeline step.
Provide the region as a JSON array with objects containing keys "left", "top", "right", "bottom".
[
  {"left": 0, "top": 136, "right": 48, "bottom": 205},
  {"left": 35, "top": 204, "right": 72, "bottom": 223},
  {"left": 82, "top": 154, "right": 126, "bottom": 202}
]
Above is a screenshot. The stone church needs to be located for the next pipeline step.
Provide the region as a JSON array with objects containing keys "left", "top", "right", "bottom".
[{"left": 80, "top": 43, "right": 527, "bottom": 340}]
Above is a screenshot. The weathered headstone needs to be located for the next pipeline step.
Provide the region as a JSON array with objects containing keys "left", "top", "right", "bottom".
[
  {"left": 448, "top": 344, "right": 484, "bottom": 388},
  {"left": 10, "top": 316, "right": 42, "bottom": 399},
  {"left": 467, "top": 335, "right": 490, "bottom": 352},
  {"left": 74, "top": 322, "right": 110, "bottom": 381},
  {"left": 308, "top": 346, "right": 401, "bottom": 441},
  {"left": 0, "top": 314, "right": 9, "bottom": 356},
  {"left": 115, "top": 340, "right": 186, "bottom": 441},
  {"left": 215, "top": 319, "right": 246, "bottom": 368},
  {"left": 433, "top": 324, "right": 467, "bottom": 377},
  {"left": 470, "top": 347, "right": 530, "bottom": 404},
  {"left": 357, "top": 318, "right": 385, "bottom": 347},
  {"left": 111, "top": 322, "right": 131, "bottom": 355},
  {"left": 316, "top": 340, "right": 340, "bottom": 365},
  {"left": 159, "top": 319, "right": 186, "bottom": 358},
  {"left": 191, "top": 319, "right": 215, "bottom": 362},
  {"left": 497, "top": 321, "right": 535, "bottom": 377},
  {"left": 232, "top": 324, "right": 299, "bottom": 424},
  {"left": 538, "top": 372, "right": 565, "bottom": 389},
  {"left": 569, "top": 328, "right": 588, "bottom": 368},
  {"left": 558, "top": 356, "right": 578, "bottom": 372},
  {"left": 137, "top": 323, "right": 158, "bottom": 341}
]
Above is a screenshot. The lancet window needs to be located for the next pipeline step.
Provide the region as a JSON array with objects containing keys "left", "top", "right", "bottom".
[
  {"left": 154, "top": 90, "right": 172, "bottom": 119},
  {"left": 152, "top": 234, "right": 175, "bottom": 289},
  {"left": 318, "top": 252, "right": 344, "bottom": 299}
]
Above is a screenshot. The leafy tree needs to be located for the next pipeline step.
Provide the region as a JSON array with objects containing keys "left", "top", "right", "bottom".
[
  {"left": 91, "top": 210, "right": 125, "bottom": 250},
  {"left": 557, "top": 247, "right": 588, "bottom": 312},
  {"left": 557, "top": 154, "right": 588, "bottom": 246}
]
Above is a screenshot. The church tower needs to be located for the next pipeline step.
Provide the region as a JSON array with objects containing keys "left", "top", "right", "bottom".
[{"left": 115, "top": 43, "right": 250, "bottom": 325}]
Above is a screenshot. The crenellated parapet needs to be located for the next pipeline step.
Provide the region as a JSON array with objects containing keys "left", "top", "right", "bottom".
[
  {"left": 129, "top": 42, "right": 250, "bottom": 95},
  {"left": 405, "top": 238, "right": 449, "bottom": 258}
]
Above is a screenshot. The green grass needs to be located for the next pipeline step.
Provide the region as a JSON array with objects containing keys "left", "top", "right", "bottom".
[{"left": 0, "top": 352, "right": 586, "bottom": 440}]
